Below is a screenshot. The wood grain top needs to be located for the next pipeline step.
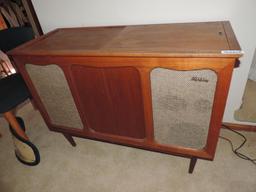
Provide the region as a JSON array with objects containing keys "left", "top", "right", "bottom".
[{"left": 8, "top": 21, "right": 242, "bottom": 58}]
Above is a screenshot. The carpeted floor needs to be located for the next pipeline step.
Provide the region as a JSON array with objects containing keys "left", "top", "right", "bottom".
[{"left": 0, "top": 102, "right": 256, "bottom": 192}]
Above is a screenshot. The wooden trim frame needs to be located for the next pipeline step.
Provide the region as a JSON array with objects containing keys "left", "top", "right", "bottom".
[{"left": 12, "top": 55, "right": 236, "bottom": 161}]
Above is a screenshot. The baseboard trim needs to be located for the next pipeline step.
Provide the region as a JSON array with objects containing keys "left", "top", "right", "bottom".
[{"left": 222, "top": 122, "right": 256, "bottom": 132}]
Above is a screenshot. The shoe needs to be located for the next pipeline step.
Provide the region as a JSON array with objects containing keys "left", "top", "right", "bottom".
[{"left": 9, "top": 117, "right": 40, "bottom": 166}]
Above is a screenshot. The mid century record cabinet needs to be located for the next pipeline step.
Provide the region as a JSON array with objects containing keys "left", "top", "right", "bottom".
[{"left": 9, "top": 21, "right": 242, "bottom": 173}]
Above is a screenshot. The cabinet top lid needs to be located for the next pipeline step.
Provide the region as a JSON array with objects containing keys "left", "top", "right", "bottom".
[{"left": 9, "top": 21, "right": 242, "bottom": 58}]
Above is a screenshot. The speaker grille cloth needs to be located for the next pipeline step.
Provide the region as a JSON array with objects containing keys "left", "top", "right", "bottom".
[
  {"left": 26, "top": 64, "right": 83, "bottom": 129},
  {"left": 151, "top": 68, "right": 217, "bottom": 149}
]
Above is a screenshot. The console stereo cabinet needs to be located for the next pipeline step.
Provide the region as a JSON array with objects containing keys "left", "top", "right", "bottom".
[{"left": 9, "top": 21, "right": 242, "bottom": 173}]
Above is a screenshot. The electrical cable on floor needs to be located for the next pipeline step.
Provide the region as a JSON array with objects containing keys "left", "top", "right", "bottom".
[{"left": 220, "top": 124, "right": 256, "bottom": 165}]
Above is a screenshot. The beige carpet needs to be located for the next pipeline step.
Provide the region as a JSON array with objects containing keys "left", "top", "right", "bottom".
[{"left": 0, "top": 102, "right": 256, "bottom": 192}]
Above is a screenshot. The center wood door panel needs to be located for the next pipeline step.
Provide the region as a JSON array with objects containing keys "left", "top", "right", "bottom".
[{"left": 71, "top": 66, "right": 146, "bottom": 139}]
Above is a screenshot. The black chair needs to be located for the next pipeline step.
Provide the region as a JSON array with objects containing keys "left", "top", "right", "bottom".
[{"left": 0, "top": 27, "right": 40, "bottom": 165}]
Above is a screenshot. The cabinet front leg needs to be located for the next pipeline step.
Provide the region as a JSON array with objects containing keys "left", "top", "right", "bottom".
[
  {"left": 63, "top": 133, "right": 76, "bottom": 147},
  {"left": 188, "top": 157, "right": 197, "bottom": 174}
]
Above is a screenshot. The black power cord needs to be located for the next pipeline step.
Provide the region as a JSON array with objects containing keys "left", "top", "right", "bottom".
[{"left": 220, "top": 124, "right": 256, "bottom": 165}]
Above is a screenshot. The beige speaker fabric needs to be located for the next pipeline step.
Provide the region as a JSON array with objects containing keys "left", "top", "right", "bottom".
[
  {"left": 26, "top": 64, "right": 83, "bottom": 129},
  {"left": 151, "top": 68, "right": 217, "bottom": 149}
]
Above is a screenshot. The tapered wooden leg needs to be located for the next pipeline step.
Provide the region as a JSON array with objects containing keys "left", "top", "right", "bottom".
[
  {"left": 4, "top": 111, "right": 28, "bottom": 140},
  {"left": 63, "top": 133, "right": 76, "bottom": 147},
  {"left": 189, "top": 157, "right": 197, "bottom": 174}
]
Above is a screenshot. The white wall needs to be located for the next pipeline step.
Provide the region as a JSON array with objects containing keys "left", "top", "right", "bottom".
[{"left": 32, "top": 0, "right": 256, "bottom": 124}]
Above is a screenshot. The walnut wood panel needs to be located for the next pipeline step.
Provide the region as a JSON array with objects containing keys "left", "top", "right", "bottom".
[
  {"left": 71, "top": 66, "right": 146, "bottom": 139},
  {"left": 8, "top": 21, "right": 242, "bottom": 58},
  {"left": 204, "top": 62, "right": 235, "bottom": 157},
  {"left": 222, "top": 22, "right": 241, "bottom": 51}
]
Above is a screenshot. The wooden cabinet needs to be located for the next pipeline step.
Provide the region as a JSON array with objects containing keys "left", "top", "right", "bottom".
[{"left": 9, "top": 21, "right": 242, "bottom": 173}]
